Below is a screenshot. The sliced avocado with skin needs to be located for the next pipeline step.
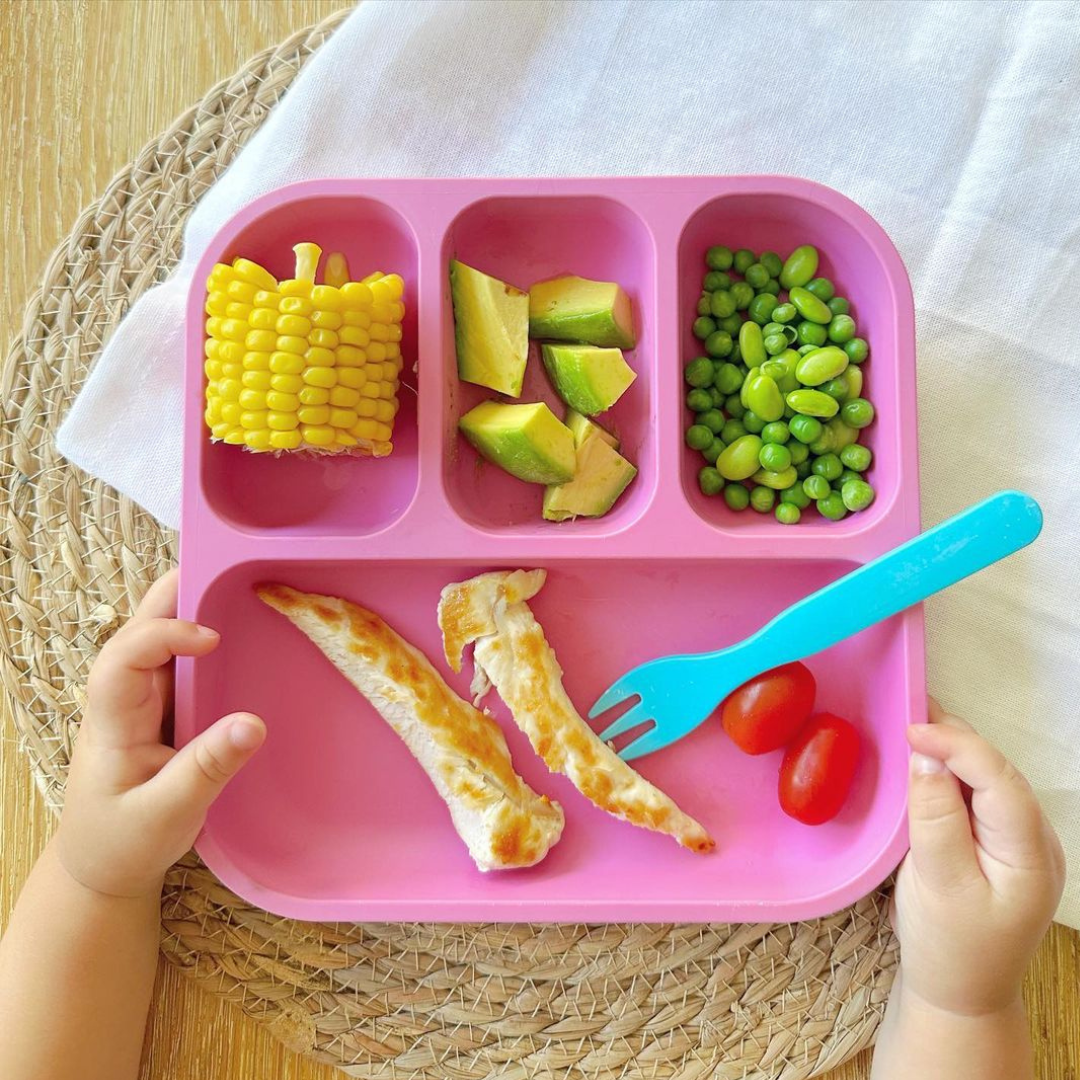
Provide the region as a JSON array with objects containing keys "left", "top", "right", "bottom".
[
  {"left": 459, "top": 401, "right": 575, "bottom": 485},
  {"left": 529, "top": 275, "right": 636, "bottom": 348},
  {"left": 565, "top": 408, "right": 619, "bottom": 450},
  {"left": 541, "top": 344, "right": 637, "bottom": 416},
  {"left": 450, "top": 260, "right": 528, "bottom": 397},
  {"left": 543, "top": 435, "right": 637, "bottom": 521}
]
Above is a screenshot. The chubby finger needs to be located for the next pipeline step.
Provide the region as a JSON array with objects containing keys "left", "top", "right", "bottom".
[
  {"left": 905, "top": 726, "right": 981, "bottom": 892},
  {"left": 149, "top": 712, "right": 266, "bottom": 816},
  {"left": 907, "top": 721, "right": 1047, "bottom": 873},
  {"left": 927, "top": 697, "right": 973, "bottom": 732},
  {"left": 131, "top": 569, "right": 180, "bottom": 622}
]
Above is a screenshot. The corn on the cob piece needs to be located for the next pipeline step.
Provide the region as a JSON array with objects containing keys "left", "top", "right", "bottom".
[{"left": 204, "top": 243, "right": 405, "bottom": 456}]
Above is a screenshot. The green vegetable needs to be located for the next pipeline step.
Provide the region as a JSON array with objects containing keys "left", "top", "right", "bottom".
[
  {"left": 827, "top": 314, "right": 857, "bottom": 343},
  {"left": 826, "top": 417, "right": 858, "bottom": 450},
  {"left": 819, "top": 377, "right": 850, "bottom": 402},
  {"left": 844, "top": 337, "right": 869, "bottom": 364},
  {"left": 779, "top": 245, "right": 819, "bottom": 290},
  {"left": 748, "top": 293, "right": 779, "bottom": 325},
  {"left": 699, "top": 467, "right": 725, "bottom": 496},
  {"left": 724, "top": 483, "right": 750, "bottom": 511},
  {"left": 721, "top": 418, "right": 747, "bottom": 444},
  {"left": 733, "top": 249, "right": 756, "bottom": 274},
  {"left": 764, "top": 332, "right": 788, "bottom": 356},
  {"left": 762, "top": 421, "right": 790, "bottom": 444},
  {"left": 686, "top": 388, "right": 712, "bottom": 412},
  {"left": 789, "top": 286, "right": 834, "bottom": 324},
  {"left": 761, "top": 279, "right": 781, "bottom": 296},
  {"left": 840, "top": 443, "right": 873, "bottom": 471},
  {"left": 697, "top": 295, "right": 711, "bottom": 315},
  {"left": 739, "top": 322, "right": 767, "bottom": 367},
  {"left": 788, "top": 440, "right": 809, "bottom": 465},
  {"left": 809, "top": 429, "right": 835, "bottom": 455},
  {"left": 699, "top": 408, "right": 726, "bottom": 434},
  {"left": 812, "top": 453, "right": 843, "bottom": 481},
  {"left": 772, "top": 302, "right": 797, "bottom": 324},
  {"left": 761, "top": 251, "right": 783, "bottom": 278},
  {"left": 717, "top": 434, "right": 765, "bottom": 481},
  {"left": 725, "top": 393, "right": 747, "bottom": 419},
  {"left": 789, "top": 415, "right": 823, "bottom": 444},
  {"left": 714, "top": 362, "right": 744, "bottom": 395},
  {"left": 693, "top": 316, "right": 717, "bottom": 340},
  {"left": 786, "top": 388, "right": 840, "bottom": 418},
  {"left": 838, "top": 469, "right": 862, "bottom": 487},
  {"left": 842, "top": 366, "right": 864, "bottom": 398},
  {"left": 705, "top": 330, "right": 733, "bottom": 357},
  {"left": 709, "top": 386, "right": 726, "bottom": 407},
  {"left": 841, "top": 397, "right": 875, "bottom": 429},
  {"left": 803, "top": 474, "right": 830, "bottom": 501},
  {"left": 750, "top": 485, "right": 776, "bottom": 512},
  {"left": 741, "top": 410, "right": 765, "bottom": 434},
  {"left": 745, "top": 263, "right": 770, "bottom": 289},
  {"left": 795, "top": 346, "right": 849, "bottom": 386},
  {"left": 710, "top": 290, "right": 737, "bottom": 319},
  {"left": 731, "top": 282, "right": 754, "bottom": 310},
  {"left": 686, "top": 424, "right": 713, "bottom": 450},
  {"left": 753, "top": 466, "right": 797, "bottom": 490},
  {"left": 776, "top": 503, "right": 801, "bottom": 525},
  {"left": 702, "top": 439, "right": 724, "bottom": 464},
  {"left": 704, "top": 271, "right": 732, "bottom": 292},
  {"left": 805, "top": 277, "right": 835, "bottom": 302},
  {"left": 740, "top": 365, "right": 761, "bottom": 409},
  {"left": 797, "top": 343, "right": 819, "bottom": 355},
  {"left": 759, "top": 442, "right": 792, "bottom": 472},
  {"left": 797, "top": 321, "right": 828, "bottom": 347},
  {"left": 827, "top": 296, "right": 850, "bottom": 316},
  {"left": 719, "top": 313, "right": 743, "bottom": 336},
  {"left": 684, "top": 356, "right": 713, "bottom": 387},
  {"left": 796, "top": 459, "right": 812, "bottom": 479},
  {"left": 817, "top": 492, "right": 849, "bottom": 520},
  {"left": 746, "top": 375, "right": 785, "bottom": 423},
  {"left": 780, "top": 484, "right": 811, "bottom": 509},
  {"left": 706, "top": 245, "right": 734, "bottom": 270}
]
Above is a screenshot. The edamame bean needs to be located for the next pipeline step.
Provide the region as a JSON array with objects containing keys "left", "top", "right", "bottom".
[
  {"left": 788, "top": 440, "right": 809, "bottom": 465},
  {"left": 704, "top": 271, "right": 732, "bottom": 292},
  {"left": 762, "top": 421, "right": 791, "bottom": 444},
  {"left": 840, "top": 443, "right": 873, "bottom": 471},
  {"left": 841, "top": 397, "right": 875, "bottom": 429},
  {"left": 684, "top": 356, "right": 714, "bottom": 387},
  {"left": 741, "top": 410, "right": 766, "bottom": 434},
  {"left": 724, "top": 483, "right": 751, "bottom": 511},
  {"left": 745, "top": 263, "right": 770, "bottom": 289},
  {"left": 739, "top": 321, "right": 766, "bottom": 367},
  {"left": 826, "top": 417, "right": 858, "bottom": 450},
  {"left": 795, "top": 345, "right": 849, "bottom": 386},
  {"left": 753, "top": 466, "right": 797, "bottom": 490},
  {"left": 699, "top": 408, "right": 725, "bottom": 434},
  {"left": 693, "top": 316, "right": 716, "bottom": 340},
  {"left": 705, "top": 330, "right": 733, "bottom": 357},
  {"left": 781, "top": 484, "right": 812, "bottom": 509},
  {"left": 717, "top": 434, "right": 764, "bottom": 481},
  {"left": 699, "top": 467, "right": 725, "bottom": 496},
  {"left": 827, "top": 296, "right": 850, "bottom": 316},
  {"left": 748, "top": 293, "right": 779, "bottom": 325},
  {"left": 745, "top": 375, "right": 785, "bottom": 423},
  {"left": 842, "top": 365, "right": 863, "bottom": 398},
  {"left": 734, "top": 249, "right": 756, "bottom": 274},
  {"left": 686, "top": 425, "right": 713, "bottom": 450},
  {"left": 761, "top": 359, "right": 788, "bottom": 382},
  {"left": 772, "top": 302, "right": 797, "bottom": 324},
  {"left": 710, "top": 290, "right": 737, "bottom": 319},
  {"left": 789, "top": 414, "right": 823, "bottom": 444},
  {"left": 779, "top": 245, "right": 819, "bottom": 289},
  {"left": 812, "top": 453, "right": 843, "bottom": 481},
  {"left": 844, "top": 337, "right": 869, "bottom": 364},
  {"left": 731, "top": 282, "right": 754, "bottom": 310},
  {"left": 725, "top": 394, "right": 747, "bottom": 419},
  {"left": 817, "top": 492, "right": 848, "bottom": 521},
  {"left": 776, "top": 503, "right": 801, "bottom": 525},
  {"left": 828, "top": 314, "right": 857, "bottom": 343},
  {"left": 686, "top": 388, "right": 712, "bottom": 411},
  {"left": 841, "top": 478, "right": 875, "bottom": 512},
  {"left": 789, "top": 286, "right": 834, "bottom": 324},
  {"left": 714, "top": 362, "right": 744, "bottom": 395},
  {"left": 740, "top": 365, "right": 761, "bottom": 409},
  {"left": 764, "top": 332, "right": 789, "bottom": 356},
  {"left": 803, "top": 474, "right": 831, "bottom": 501},
  {"left": 721, "top": 419, "right": 747, "bottom": 444},
  {"left": 759, "top": 442, "right": 792, "bottom": 472},
  {"left": 761, "top": 251, "right": 783, "bottom": 278},
  {"left": 806, "top": 277, "right": 836, "bottom": 302},
  {"left": 706, "top": 245, "right": 734, "bottom": 270},
  {"left": 786, "top": 388, "right": 840, "bottom": 418},
  {"left": 797, "top": 321, "right": 829, "bottom": 347},
  {"left": 750, "top": 485, "right": 776, "bottom": 512}
]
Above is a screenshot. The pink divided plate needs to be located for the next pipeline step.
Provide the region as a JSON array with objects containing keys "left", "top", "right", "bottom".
[{"left": 177, "top": 176, "right": 921, "bottom": 923}]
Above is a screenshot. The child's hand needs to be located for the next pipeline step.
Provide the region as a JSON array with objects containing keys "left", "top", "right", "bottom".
[
  {"left": 892, "top": 700, "right": 1065, "bottom": 1018},
  {"left": 56, "top": 570, "right": 266, "bottom": 899}
]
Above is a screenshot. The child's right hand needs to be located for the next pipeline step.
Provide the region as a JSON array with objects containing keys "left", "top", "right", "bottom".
[{"left": 892, "top": 700, "right": 1065, "bottom": 1017}]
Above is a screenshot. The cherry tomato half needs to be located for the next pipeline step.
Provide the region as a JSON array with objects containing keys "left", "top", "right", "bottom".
[
  {"left": 720, "top": 661, "right": 816, "bottom": 755},
  {"left": 778, "top": 712, "right": 860, "bottom": 825}
]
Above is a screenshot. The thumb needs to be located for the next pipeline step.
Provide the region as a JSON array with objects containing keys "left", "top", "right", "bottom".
[{"left": 151, "top": 712, "right": 266, "bottom": 817}]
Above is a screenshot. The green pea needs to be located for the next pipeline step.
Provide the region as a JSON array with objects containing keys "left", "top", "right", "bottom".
[
  {"left": 763, "top": 332, "right": 788, "bottom": 357},
  {"left": 745, "top": 263, "right": 770, "bottom": 289},
  {"left": 841, "top": 478, "right": 875, "bottom": 512},
  {"left": 760, "top": 251, "right": 783, "bottom": 278},
  {"left": 779, "top": 245, "right": 819, "bottom": 290},
  {"left": 724, "top": 483, "right": 751, "bottom": 511},
  {"left": 741, "top": 410, "right": 765, "bottom": 434},
  {"left": 748, "top": 293, "right": 779, "bottom": 325},
  {"left": 710, "top": 289, "right": 736, "bottom": 319},
  {"left": 763, "top": 321, "right": 784, "bottom": 337},
  {"left": 842, "top": 365, "right": 864, "bottom": 399},
  {"left": 789, "top": 286, "right": 834, "bottom": 324},
  {"left": 828, "top": 296, "right": 850, "bottom": 316},
  {"left": 789, "top": 415, "right": 823, "bottom": 444},
  {"left": 809, "top": 429, "right": 835, "bottom": 456},
  {"left": 776, "top": 503, "right": 801, "bottom": 525},
  {"left": 701, "top": 439, "right": 724, "bottom": 464},
  {"left": 697, "top": 295, "right": 712, "bottom": 315},
  {"left": 761, "top": 279, "right": 781, "bottom": 296},
  {"left": 686, "top": 424, "right": 713, "bottom": 450},
  {"left": 840, "top": 443, "right": 873, "bottom": 472},
  {"left": 686, "top": 388, "right": 713, "bottom": 412},
  {"left": 699, "top": 467, "right": 725, "bottom": 496},
  {"left": 706, "top": 245, "right": 734, "bottom": 271},
  {"left": 729, "top": 343, "right": 742, "bottom": 364},
  {"left": 714, "top": 362, "right": 744, "bottom": 395},
  {"left": 758, "top": 442, "right": 792, "bottom": 472},
  {"left": 693, "top": 316, "right": 716, "bottom": 340},
  {"left": 838, "top": 469, "right": 862, "bottom": 487},
  {"left": 817, "top": 492, "right": 849, "bottom": 521},
  {"left": 788, "top": 440, "right": 809, "bottom": 465},
  {"left": 717, "top": 434, "right": 765, "bottom": 481},
  {"left": 797, "top": 343, "right": 819, "bottom": 355},
  {"left": 745, "top": 375, "right": 785, "bottom": 423},
  {"left": 733, "top": 249, "right": 756, "bottom": 274},
  {"left": 719, "top": 313, "right": 743, "bottom": 336},
  {"left": 797, "top": 321, "right": 828, "bottom": 347},
  {"left": 803, "top": 474, "right": 831, "bottom": 501},
  {"left": 805, "top": 277, "right": 835, "bottom": 302},
  {"left": 704, "top": 271, "right": 732, "bottom": 292},
  {"left": 820, "top": 377, "right": 850, "bottom": 402},
  {"left": 771, "top": 302, "right": 797, "bottom": 324},
  {"left": 699, "top": 408, "right": 725, "bottom": 434},
  {"left": 828, "top": 314, "right": 857, "bottom": 343},
  {"left": 731, "top": 281, "right": 754, "bottom": 310},
  {"left": 786, "top": 388, "right": 840, "bottom": 418},
  {"left": 761, "top": 421, "right": 790, "bottom": 444},
  {"left": 705, "top": 330, "right": 733, "bottom": 357},
  {"left": 841, "top": 397, "right": 875, "bottom": 429},
  {"left": 844, "top": 337, "right": 869, "bottom": 364},
  {"left": 684, "top": 356, "right": 714, "bottom": 387},
  {"left": 795, "top": 345, "right": 849, "bottom": 386},
  {"left": 739, "top": 322, "right": 766, "bottom": 368},
  {"left": 826, "top": 417, "right": 859, "bottom": 450},
  {"left": 721, "top": 418, "right": 747, "bottom": 444},
  {"left": 750, "top": 485, "right": 776, "bottom": 512},
  {"left": 796, "top": 459, "right": 812, "bottom": 479},
  {"left": 752, "top": 466, "right": 797, "bottom": 491},
  {"left": 709, "top": 386, "right": 726, "bottom": 407},
  {"left": 740, "top": 365, "right": 761, "bottom": 409},
  {"left": 780, "top": 484, "right": 811, "bottom": 509},
  {"left": 812, "top": 453, "right": 843, "bottom": 481},
  {"left": 725, "top": 394, "right": 747, "bottom": 419}
]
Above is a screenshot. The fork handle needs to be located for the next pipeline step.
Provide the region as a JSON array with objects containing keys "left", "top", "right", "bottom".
[{"left": 739, "top": 491, "right": 1042, "bottom": 669}]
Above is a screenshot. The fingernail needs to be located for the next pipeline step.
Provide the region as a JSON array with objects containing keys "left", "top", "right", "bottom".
[
  {"left": 197, "top": 624, "right": 220, "bottom": 639},
  {"left": 911, "top": 752, "right": 946, "bottom": 775},
  {"left": 229, "top": 719, "right": 264, "bottom": 751}
]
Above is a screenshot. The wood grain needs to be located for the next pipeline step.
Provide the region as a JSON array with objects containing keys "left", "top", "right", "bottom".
[{"left": 0, "top": 3, "right": 1076, "bottom": 1079}]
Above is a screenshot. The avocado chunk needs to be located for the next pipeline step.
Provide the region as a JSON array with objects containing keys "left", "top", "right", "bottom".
[
  {"left": 529, "top": 275, "right": 636, "bottom": 349},
  {"left": 564, "top": 408, "right": 619, "bottom": 450},
  {"left": 450, "top": 260, "right": 528, "bottom": 397},
  {"left": 541, "top": 344, "right": 637, "bottom": 416},
  {"left": 543, "top": 435, "right": 637, "bottom": 521},
  {"left": 459, "top": 401, "right": 575, "bottom": 484}
]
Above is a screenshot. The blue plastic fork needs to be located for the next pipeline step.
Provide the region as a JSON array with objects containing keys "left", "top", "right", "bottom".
[{"left": 589, "top": 490, "right": 1042, "bottom": 761}]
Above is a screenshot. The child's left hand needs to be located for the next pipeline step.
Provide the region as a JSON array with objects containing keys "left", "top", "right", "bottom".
[{"left": 56, "top": 570, "right": 265, "bottom": 899}]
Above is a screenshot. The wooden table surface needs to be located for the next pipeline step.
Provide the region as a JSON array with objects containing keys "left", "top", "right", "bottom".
[{"left": 1, "top": 3, "right": 1076, "bottom": 1078}]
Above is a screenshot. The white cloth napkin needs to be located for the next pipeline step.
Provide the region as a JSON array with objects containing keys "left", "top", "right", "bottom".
[{"left": 57, "top": 0, "right": 1080, "bottom": 927}]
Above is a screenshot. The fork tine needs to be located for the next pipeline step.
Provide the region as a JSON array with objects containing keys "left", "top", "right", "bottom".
[
  {"left": 617, "top": 724, "right": 676, "bottom": 763},
  {"left": 596, "top": 701, "right": 652, "bottom": 743},
  {"left": 588, "top": 673, "right": 638, "bottom": 720}
]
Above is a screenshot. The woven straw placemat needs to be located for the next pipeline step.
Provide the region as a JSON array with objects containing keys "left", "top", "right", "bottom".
[{"left": 0, "top": 9, "right": 898, "bottom": 1078}]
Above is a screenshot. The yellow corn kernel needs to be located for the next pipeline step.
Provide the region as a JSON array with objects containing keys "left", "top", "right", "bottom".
[
  {"left": 329, "top": 386, "right": 360, "bottom": 408},
  {"left": 342, "top": 309, "right": 371, "bottom": 328},
  {"left": 204, "top": 338, "right": 219, "bottom": 359},
  {"left": 390, "top": 301, "right": 406, "bottom": 323},
  {"left": 211, "top": 420, "right": 232, "bottom": 439},
  {"left": 217, "top": 341, "right": 245, "bottom": 364},
  {"left": 378, "top": 382, "right": 396, "bottom": 400},
  {"left": 386, "top": 343, "right": 402, "bottom": 362},
  {"left": 204, "top": 359, "right": 224, "bottom": 380},
  {"left": 253, "top": 289, "right": 282, "bottom": 309},
  {"left": 299, "top": 386, "right": 331, "bottom": 406},
  {"left": 245, "top": 429, "right": 273, "bottom": 451},
  {"left": 371, "top": 302, "right": 394, "bottom": 325},
  {"left": 298, "top": 405, "right": 330, "bottom": 425},
  {"left": 373, "top": 422, "right": 393, "bottom": 442},
  {"left": 279, "top": 278, "right": 313, "bottom": 299},
  {"left": 335, "top": 432, "right": 358, "bottom": 448},
  {"left": 270, "top": 430, "right": 303, "bottom": 451},
  {"left": 374, "top": 399, "right": 398, "bottom": 423},
  {"left": 336, "top": 367, "right": 366, "bottom": 389},
  {"left": 356, "top": 398, "right": 377, "bottom": 418},
  {"left": 340, "top": 326, "right": 370, "bottom": 348},
  {"left": 311, "top": 310, "right": 343, "bottom": 332},
  {"left": 367, "top": 342, "right": 388, "bottom": 363},
  {"left": 383, "top": 274, "right": 404, "bottom": 300},
  {"left": 242, "top": 370, "right": 272, "bottom": 391},
  {"left": 325, "top": 252, "right": 350, "bottom": 288},
  {"left": 219, "top": 318, "right": 248, "bottom": 342},
  {"left": 336, "top": 346, "right": 365, "bottom": 367},
  {"left": 369, "top": 322, "right": 390, "bottom": 342},
  {"left": 342, "top": 282, "right": 373, "bottom": 308},
  {"left": 329, "top": 408, "right": 358, "bottom": 429},
  {"left": 268, "top": 411, "right": 300, "bottom": 431},
  {"left": 221, "top": 402, "right": 242, "bottom": 425},
  {"left": 220, "top": 362, "right": 243, "bottom": 380},
  {"left": 218, "top": 379, "right": 242, "bottom": 402},
  {"left": 388, "top": 324, "right": 403, "bottom": 343},
  {"left": 240, "top": 411, "right": 268, "bottom": 430},
  {"left": 205, "top": 378, "right": 220, "bottom": 397},
  {"left": 381, "top": 361, "right": 398, "bottom": 381},
  {"left": 207, "top": 262, "right": 234, "bottom": 286},
  {"left": 242, "top": 351, "right": 271, "bottom": 371},
  {"left": 266, "top": 391, "right": 300, "bottom": 412},
  {"left": 309, "top": 328, "right": 340, "bottom": 349},
  {"left": 226, "top": 280, "right": 257, "bottom": 304},
  {"left": 245, "top": 329, "right": 278, "bottom": 352},
  {"left": 276, "top": 314, "right": 312, "bottom": 336},
  {"left": 359, "top": 380, "right": 381, "bottom": 399},
  {"left": 304, "top": 346, "right": 336, "bottom": 368},
  {"left": 311, "top": 285, "right": 345, "bottom": 312},
  {"left": 293, "top": 242, "right": 322, "bottom": 282},
  {"left": 239, "top": 389, "right": 267, "bottom": 410},
  {"left": 205, "top": 293, "right": 228, "bottom": 317},
  {"left": 206, "top": 316, "right": 224, "bottom": 339},
  {"left": 225, "top": 302, "right": 253, "bottom": 321},
  {"left": 369, "top": 279, "right": 393, "bottom": 305},
  {"left": 204, "top": 401, "right": 221, "bottom": 425},
  {"left": 270, "top": 352, "right": 304, "bottom": 375},
  {"left": 223, "top": 428, "right": 246, "bottom": 445},
  {"left": 302, "top": 367, "right": 337, "bottom": 389},
  {"left": 301, "top": 424, "right": 335, "bottom": 447},
  {"left": 352, "top": 418, "right": 379, "bottom": 440},
  {"left": 279, "top": 296, "right": 313, "bottom": 317},
  {"left": 270, "top": 374, "right": 304, "bottom": 394},
  {"left": 249, "top": 307, "right": 278, "bottom": 330},
  {"left": 232, "top": 258, "right": 278, "bottom": 291},
  {"left": 275, "top": 335, "right": 308, "bottom": 355}
]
